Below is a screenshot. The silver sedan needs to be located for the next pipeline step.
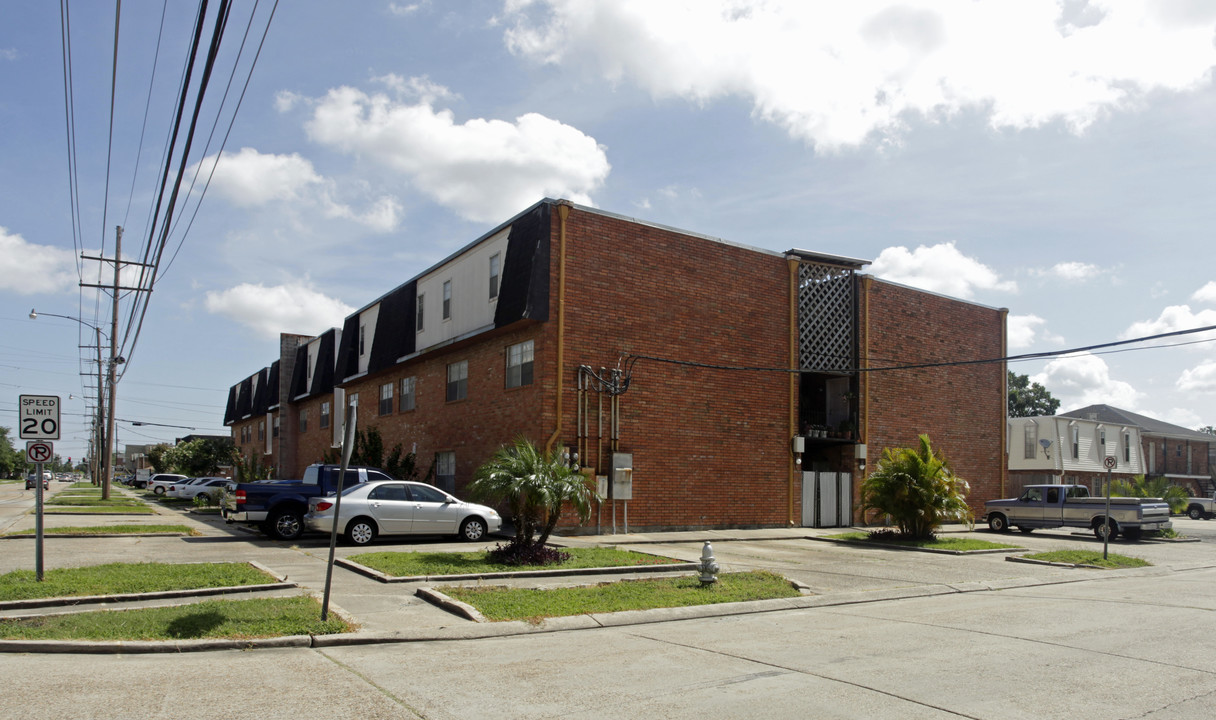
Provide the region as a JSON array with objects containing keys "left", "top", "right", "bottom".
[{"left": 304, "top": 480, "right": 502, "bottom": 545}]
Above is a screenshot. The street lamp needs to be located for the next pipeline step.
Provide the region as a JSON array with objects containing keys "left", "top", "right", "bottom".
[{"left": 29, "top": 308, "right": 123, "bottom": 499}]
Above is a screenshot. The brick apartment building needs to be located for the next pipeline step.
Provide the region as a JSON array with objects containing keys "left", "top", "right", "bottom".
[{"left": 224, "top": 199, "right": 1008, "bottom": 531}]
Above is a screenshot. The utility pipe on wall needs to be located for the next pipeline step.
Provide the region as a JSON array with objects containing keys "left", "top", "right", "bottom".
[{"left": 545, "top": 202, "right": 572, "bottom": 455}]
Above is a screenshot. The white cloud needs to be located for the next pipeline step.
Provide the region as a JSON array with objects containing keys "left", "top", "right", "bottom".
[
  {"left": 1007, "top": 314, "right": 1063, "bottom": 349},
  {"left": 1191, "top": 281, "right": 1216, "bottom": 304},
  {"left": 204, "top": 282, "right": 354, "bottom": 338},
  {"left": 869, "top": 242, "right": 1016, "bottom": 298},
  {"left": 1036, "top": 261, "right": 1101, "bottom": 281},
  {"left": 501, "top": 1, "right": 1216, "bottom": 150},
  {"left": 1178, "top": 360, "right": 1216, "bottom": 393},
  {"left": 197, "top": 147, "right": 322, "bottom": 207},
  {"left": 1032, "top": 352, "right": 1141, "bottom": 410},
  {"left": 191, "top": 147, "right": 402, "bottom": 232},
  {"left": 0, "top": 48, "right": 17, "bottom": 61},
  {"left": 0, "top": 226, "right": 79, "bottom": 294},
  {"left": 302, "top": 79, "right": 610, "bottom": 222},
  {"left": 1119, "top": 304, "right": 1216, "bottom": 345},
  {"left": 389, "top": 1, "right": 429, "bottom": 16}
]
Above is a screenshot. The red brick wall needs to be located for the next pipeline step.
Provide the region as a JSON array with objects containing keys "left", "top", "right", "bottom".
[
  {"left": 554, "top": 207, "right": 794, "bottom": 530},
  {"left": 860, "top": 277, "right": 1006, "bottom": 518},
  {"left": 337, "top": 323, "right": 547, "bottom": 493}
]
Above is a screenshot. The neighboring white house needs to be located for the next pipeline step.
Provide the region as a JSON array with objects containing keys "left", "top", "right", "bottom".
[{"left": 1008, "top": 415, "right": 1144, "bottom": 493}]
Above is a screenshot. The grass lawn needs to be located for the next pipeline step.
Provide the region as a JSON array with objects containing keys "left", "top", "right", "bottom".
[
  {"left": 1023, "top": 550, "right": 1151, "bottom": 569},
  {"left": 350, "top": 546, "right": 682, "bottom": 576},
  {"left": 0, "top": 562, "right": 278, "bottom": 602},
  {"left": 46, "top": 496, "right": 145, "bottom": 507},
  {"left": 44, "top": 505, "right": 157, "bottom": 515},
  {"left": 4, "top": 524, "right": 198, "bottom": 537},
  {"left": 445, "top": 570, "right": 801, "bottom": 622},
  {"left": 827, "top": 532, "right": 1021, "bottom": 551},
  {"left": 0, "top": 596, "right": 352, "bottom": 640}
]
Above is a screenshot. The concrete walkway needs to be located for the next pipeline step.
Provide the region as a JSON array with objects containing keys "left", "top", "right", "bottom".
[{"left": 2, "top": 485, "right": 1213, "bottom": 653}]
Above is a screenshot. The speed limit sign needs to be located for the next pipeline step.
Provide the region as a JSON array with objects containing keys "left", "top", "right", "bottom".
[{"left": 19, "top": 394, "right": 60, "bottom": 440}]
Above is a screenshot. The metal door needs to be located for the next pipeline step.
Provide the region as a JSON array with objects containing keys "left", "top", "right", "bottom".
[{"left": 801, "top": 471, "right": 853, "bottom": 527}]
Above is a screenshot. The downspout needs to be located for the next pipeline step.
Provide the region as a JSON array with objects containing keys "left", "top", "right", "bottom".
[
  {"left": 999, "top": 307, "right": 1009, "bottom": 497},
  {"left": 860, "top": 275, "right": 872, "bottom": 527},
  {"left": 788, "top": 256, "right": 800, "bottom": 526},
  {"left": 545, "top": 202, "right": 572, "bottom": 455}
]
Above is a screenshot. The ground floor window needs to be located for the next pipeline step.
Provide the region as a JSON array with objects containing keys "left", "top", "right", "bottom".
[
  {"left": 379, "top": 382, "right": 393, "bottom": 416},
  {"left": 506, "top": 340, "right": 534, "bottom": 388},
  {"left": 446, "top": 361, "right": 468, "bottom": 402},
  {"left": 399, "top": 377, "right": 416, "bottom": 412},
  {"left": 436, "top": 451, "right": 455, "bottom": 493}
]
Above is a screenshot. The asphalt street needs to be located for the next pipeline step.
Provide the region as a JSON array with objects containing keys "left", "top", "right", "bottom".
[{"left": 2, "top": 481, "right": 1215, "bottom": 719}]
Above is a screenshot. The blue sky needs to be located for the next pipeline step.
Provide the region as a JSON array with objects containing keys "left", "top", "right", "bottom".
[{"left": 3, "top": 0, "right": 1216, "bottom": 463}]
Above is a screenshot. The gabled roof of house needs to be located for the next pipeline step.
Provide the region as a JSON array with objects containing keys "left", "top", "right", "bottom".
[{"left": 1060, "top": 404, "right": 1213, "bottom": 442}]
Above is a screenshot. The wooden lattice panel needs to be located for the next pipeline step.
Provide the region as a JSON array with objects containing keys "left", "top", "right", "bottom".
[{"left": 798, "top": 263, "right": 855, "bottom": 371}]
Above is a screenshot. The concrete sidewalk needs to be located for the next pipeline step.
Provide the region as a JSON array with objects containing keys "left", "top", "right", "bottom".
[{"left": 3, "top": 488, "right": 1213, "bottom": 653}]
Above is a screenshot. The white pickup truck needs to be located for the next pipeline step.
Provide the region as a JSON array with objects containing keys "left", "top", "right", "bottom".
[
  {"left": 982, "top": 484, "right": 1172, "bottom": 541},
  {"left": 1185, "top": 492, "right": 1215, "bottom": 520}
]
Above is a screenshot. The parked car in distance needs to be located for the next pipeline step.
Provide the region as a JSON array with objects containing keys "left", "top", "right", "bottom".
[
  {"left": 223, "top": 464, "right": 397, "bottom": 541},
  {"left": 25, "top": 474, "right": 49, "bottom": 490},
  {"left": 147, "top": 473, "right": 189, "bottom": 496},
  {"left": 304, "top": 480, "right": 502, "bottom": 545},
  {"left": 1185, "top": 492, "right": 1216, "bottom": 520},
  {"left": 166, "top": 477, "right": 207, "bottom": 499},
  {"left": 182, "top": 477, "right": 230, "bottom": 503},
  {"left": 982, "top": 484, "right": 1172, "bottom": 540}
]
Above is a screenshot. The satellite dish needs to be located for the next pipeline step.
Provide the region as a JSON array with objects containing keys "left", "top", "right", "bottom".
[{"left": 1039, "top": 439, "right": 1051, "bottom": 449}]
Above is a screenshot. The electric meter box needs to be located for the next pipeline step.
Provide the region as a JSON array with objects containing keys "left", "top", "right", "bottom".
[{"left": 610, "top": 452, "right": 633, "bottom": 500}]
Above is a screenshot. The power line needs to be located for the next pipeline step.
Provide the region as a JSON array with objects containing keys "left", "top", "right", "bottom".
[{"left": 622, "top": 324, "right": 1216, "bottom": 378}]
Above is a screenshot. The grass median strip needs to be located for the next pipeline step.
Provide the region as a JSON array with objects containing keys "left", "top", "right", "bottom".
[
  {"left": 827, "top": 532, "right": 1021, "bottom": 552},
  {"left": 350, "top": 547, "right": 682, "bottom": 577},
  {"left": 0, "top": 596, "right": 352, "bottom": 641},
  {"left": 0, "top": 562, "right": 278, "bottom": 602},
  {"left": 4, "top": 524, "right": 198, "bottom": 537},
  {"left": 444, "top": 570, "right": 801, "bottom": 622},
  {"left": 1021, "top": 550, "right": 1150, "bottom": 569}
]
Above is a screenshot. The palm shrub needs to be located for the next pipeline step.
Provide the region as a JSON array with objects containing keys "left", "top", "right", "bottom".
[
  {"left": 1109, "top": 475, "right": 1189, "bottom": 514},
  {"left": 468, "top": 437, "right": 597, "bottom": 561},
  {"left": 859, "top": 434, "right": 972, "bottom": 540}
]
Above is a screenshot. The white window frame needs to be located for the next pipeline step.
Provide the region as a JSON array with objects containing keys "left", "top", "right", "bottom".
[
  {"left": 506, "top": 340, "right": 534, "bottom": 389},
  {"left": 489, "top": 253, "right": 500, "bottom": 301},
  {"left": 446, "top": 360, "right": 468, "bottom": 402},
  {"left": 320, "top": 401, "right": 331, "bottom": 429},
  {"left": 442, "top": 279, "right": 452, "bottom": 321},
  {"left": 1023, "top": 422, "right": 1037, "bottom": 460},
  {"left": 379, "top": 382, "right": 393, "bottom": 416},
  {"left": 399, "top": 376, "right": 416, "bottom": 412}
]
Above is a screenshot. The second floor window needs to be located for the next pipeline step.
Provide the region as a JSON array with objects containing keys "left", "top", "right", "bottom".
[
  {"left": 379, "top": 382, "right": 393, "bottom": 416},
  {"left": 416, "top": 293, "right": 425, "bottom": 332},
  {"left": 1071, "top": 427, "right": 1079, "bottom": 459},
  {"left": 1123, "top": 432, "right": 1131, "bottom": 462},
  {"left": 442, "top": 280, "right": 452, "bottom": 320},
  {"left": 489, "top": 253, "right": 500, "bottom": 300},
  {"left": 506, "top": 340, "right": 534, "bottom": 388},
  {"left": 359, "top": 324, "right": 366, "bottom": 356},
  {"left": 399, "top": 377, "right": 416, "bottom": 412},
  {"left": 1023, "top": 423, "right": 1037, "bottom": 460},
  {"left": 320, "top": 401, "right": 331, "bottom": 429},
  {"left": 447, "top": 360, "right": 468, "bottom": 402}
]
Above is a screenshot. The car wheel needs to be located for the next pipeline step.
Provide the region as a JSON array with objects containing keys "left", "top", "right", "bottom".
[
  {"left": 153, "top": 486, "right": 166, "bottom": 495},
  {"left": 1093, "top": 520, "right": 1118, "bottom": 541},
  {"left": 459, "top": 517, "right": 487, "bottom": 541},
  {"left": 267, "top": 508, "right": 304, "bottom": 541},
  {"left": 987, "top": 514, "right": 1009, "bottom": 533},
  {"left": 1187, "top": 505, "right": 1203, "bottom": 520},
  {"left": 345, "top": 518, "right": 377, "bottom": 546}
]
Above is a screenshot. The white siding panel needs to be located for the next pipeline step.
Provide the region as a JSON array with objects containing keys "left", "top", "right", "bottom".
[
  {"left": 416, "top": 227, "right": 511, "bottom": 352},
  {"left": 357, "top": 304, "right": 380, "bottom": 375}
]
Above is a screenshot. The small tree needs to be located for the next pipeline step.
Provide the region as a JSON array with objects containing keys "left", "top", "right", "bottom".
[
  {"left": 1008, "top": 371, "right": 1060, "bottom": 418},
  {"left": 859, "top": 434, "right": 972, "bottom": 540},
  {"left": 469, "top": 437, "right": 596, "bottom": 560},
  {"left": 1110, "top": 475, "right": 1189, "bottom": 514}
]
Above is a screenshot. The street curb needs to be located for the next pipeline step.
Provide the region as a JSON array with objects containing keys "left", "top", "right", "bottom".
[
  {"left": 806, "top": 535, "right": 1027, "bottom": 555},
  {"left": 0, "top": 533, "right": 193, "bottom": 540},
  {"left": 0, "top": 560, "right": 294, "bottom": 610},
  {"left": 335, "top": 556, "right": 699, "bottom": 583}
]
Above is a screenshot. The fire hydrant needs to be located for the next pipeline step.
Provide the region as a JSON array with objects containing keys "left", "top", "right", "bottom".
[{"left": 698, "top": 541, "right": 719, "bottom": 585}]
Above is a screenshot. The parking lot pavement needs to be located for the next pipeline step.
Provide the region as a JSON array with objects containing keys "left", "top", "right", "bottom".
[{"left": 3, "top": 499, "right": 1215, "bottom": 649}]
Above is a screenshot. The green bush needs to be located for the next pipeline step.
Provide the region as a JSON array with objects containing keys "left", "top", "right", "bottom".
[
  {"left": 859, "top": 434, "right": 972, "bottom": 540},
  {"left": 1109, "top": 475, "right": 1188, "bottom": 514}
]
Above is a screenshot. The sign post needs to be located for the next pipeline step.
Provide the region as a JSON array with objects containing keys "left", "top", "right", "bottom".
[
  {"left": 20, "top": 396, "right": 58, "bottom": 583},
  {"left": 1103, "top": 455, "right": 1117, "bottom": 560},
  {"left": 27, "top": 441, "right": 53, "bottom": 582}
]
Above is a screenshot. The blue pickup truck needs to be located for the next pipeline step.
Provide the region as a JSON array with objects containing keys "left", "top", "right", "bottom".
[{"left": 222, "top": 464, "right": 397, "bottom": 540}]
